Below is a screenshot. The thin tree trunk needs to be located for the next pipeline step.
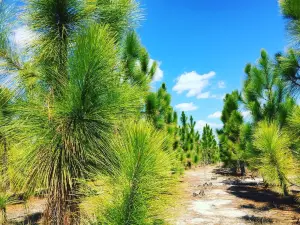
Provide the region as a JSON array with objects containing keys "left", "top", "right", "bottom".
[
  {"left": 282, "top": 182, "right": 289, "bottom": 196},
  {"left": 44, "top": 178, "right": 81, "bottom": 224},
  {"left": 1, "top": 137, "right": 9, "bottom": 192},
  {"left": 1, "top": 208, "right": 7, "bottom": 225},
  {"left": 279, "top": 174, "right": 289, "bottom": 196},
  {"left": 69, "top": 183, "right": 80, "bottom": 225},
  {"left": 240, "top": 161, "right": 246, "bottom": 176}
]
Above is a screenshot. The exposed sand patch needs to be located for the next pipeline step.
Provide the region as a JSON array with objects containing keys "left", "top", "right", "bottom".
[{"left": 170, "top": 165, "right": 300, "bottom": 225}]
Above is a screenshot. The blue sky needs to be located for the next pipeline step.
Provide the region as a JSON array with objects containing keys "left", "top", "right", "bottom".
[{"left": 137, "top": 0, "right": 287, "bottom": 131}]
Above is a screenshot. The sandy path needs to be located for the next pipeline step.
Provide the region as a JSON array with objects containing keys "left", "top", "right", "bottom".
[
  {"left": 6, "top": 165, "right": 300, "bottom": 224},
  {"left": 172, "top": 165, "right": 300, "bottom": 225}
]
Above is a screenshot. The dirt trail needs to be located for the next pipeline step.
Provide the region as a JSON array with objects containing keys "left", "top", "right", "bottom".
[
  {"left": 172, "top": 165, "right": 300, "bottom": 225},
  {"left": 6, "top": 165, "right": 300, "bottom": 224}
]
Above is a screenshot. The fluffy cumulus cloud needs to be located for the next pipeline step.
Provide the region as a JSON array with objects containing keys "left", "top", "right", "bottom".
[
  {"left": 195, "top": 120, "right": 222, "bottom": 132},
  {"left": 149, "top": 59, "right": 164, "bottom": 82},
  {"left": 218, "top": 81, "right": 226, "bottom": 89},
  {"left": 13, "top": 26, "right": 37, "bottom": 48},
  {"left": 172, "top": 71, "right": 216, "bottom": 98},
  {"left": 208, "top": 111, "right": 222, "bottom": 119},
  {"left": 175, "top": 102, "right": 198, "bottom": 112}
]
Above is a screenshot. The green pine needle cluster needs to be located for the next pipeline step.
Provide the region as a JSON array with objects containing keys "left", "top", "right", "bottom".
[
  {"left": 253, "top": 121, "right": 297, "bottom": 195},
  {"left": 99, "top": 120, "right": 177, "bottom": 225}
]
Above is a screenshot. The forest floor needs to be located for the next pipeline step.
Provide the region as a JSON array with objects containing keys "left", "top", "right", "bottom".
[
  {"left": 6, "top": 165, "right": 300, "bottom": 224},
  {"left": 171, "top": 165, "right": 300, "bottom": 225}
]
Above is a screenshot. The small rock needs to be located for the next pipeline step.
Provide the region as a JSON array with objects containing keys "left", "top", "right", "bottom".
[{"left": 198, "top": 190, "right": 205, "bottom": 196}]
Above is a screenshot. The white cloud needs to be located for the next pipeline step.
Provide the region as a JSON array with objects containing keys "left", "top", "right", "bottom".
[
  {"left": 208, "top": 111, "right": 222, "bottom": 119},
  {"left": 241, "top": 110, "right": 251, "bottom": 118},
  {"left": 195, "top": 120, "right": 223, "bottom": 132},
  {"left": 196, "top": 92, "right": 225, "bottom": 100},
  {"left": 218, "top": 81, "right": 226, "bottom": 89},
  {"left": 197, "top": 91, "right": 211, "bottom": 99},
  {"left": 150, "top": 59, "right": 164, "bottom": 82},
  {"left": 173, "top": 71, "right": 216, "bottom": 98},
  {"left": 13, "top": 26, "right": 37, "bottom": 48},
  {"left": 175, "top": 102, "right": 198, "bottom": 112}
]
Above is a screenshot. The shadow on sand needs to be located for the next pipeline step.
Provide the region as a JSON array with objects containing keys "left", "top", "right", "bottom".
[{"left": 213, "top": 166, "right": 300, "bottom": 224}]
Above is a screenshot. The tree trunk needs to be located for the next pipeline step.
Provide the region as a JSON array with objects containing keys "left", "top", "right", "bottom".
[
  {"left": 1, "top": 137, "right": 9, "bottom": 192},
  {"left": 240, "top": 161, "right": 246, "bottom": 176},
  {"left": 279, "top": 174, "right": 289, "bottom": 196},
  {"left": 69, "top": 183, "right": 80, "bottom": 225},
  {"left": 282, "top": 182, "right": 289, "bottom": 196},
  {"left": 1, "top": 208, "right": 7, "bottom": 225},
  {"left": 44, "top": 182, "right": 81, "bottom": 225}
]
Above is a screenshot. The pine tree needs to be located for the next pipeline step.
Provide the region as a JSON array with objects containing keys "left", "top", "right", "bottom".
[
  {"left": 0, "top": 87, "right": 13, "bottom": 225},
  {"left": 277, "top": 0, "right": 300, "bottom": 94},
  {"left": 201, "top": 124, "right": 219, "bottom": 164},
  {"left": 243, "top": 49, "right": 295, "bottom": 127},
  {"left": 218, "top": 90, "right": 245, "bottom": 174},
  {"left": 279, "top": 0, "right": 300, "bottom": 47},
  {"left": 101, "top": 121, "right": 177, "bottom": 225},
  {"left": 123, "top": 31, "right": 157, "bottom": 91},
  {"left": 0, "top": 0, "right": 143, "bottom": 223},
  {"left": 146, "top": 83, "right": 174, "bottom": 130},
  {"left": 277, "top": 50, "right": 300, "bottom": 95},
  {"left": 0, "top": 87, "right": 12, "bottom": 192},
  {"left": 179, "top": 111, "right": 188, "bottom": 151},
  {"left": 253, "top": 121, "right": 296, "bottom": 196},
  {"left": 287, "top": 106, "right": 300, "bottom": 157}
]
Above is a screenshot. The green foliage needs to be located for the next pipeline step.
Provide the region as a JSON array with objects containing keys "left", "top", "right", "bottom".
[
  {"left": 146, "top": 83, "right": 175, "bottom": 131},
  {"left": 253, "top": 121, "right": 297, "bottom": 195},
  {"left": 122, "top": 31, "right": 157, "bottom": 91},
  {"left": 99, "top": 120, "right": 177, "bottom": 225},
  {"left": 0, "top": 0, "right": 23, "bottom": 83},
  {"left": 10, "top": 24, "right": 142, "bottom": 224},
  {"left": 145, "top": 85, "right": 206, "bottom": 169},
  {"left": 287, "top": 106, "right": 300, "bottom": 156},
  {"left": 0, "top": 0, "right": 148, "bottom": 222},
  {"left": 0, "top": 1, "right": 10, "bottom": 53},
  {"left": 243, "top": 49, "right": 295, "bottom": 126},
  {"left": 0, "top": 87, "right": 13, "bottom": 192},
  {"left": 218, "top": 49, "right": 298, "bottom": 181},
  {"left": 279, "top": 0, "right": 300, "bottom": 46},
  {"left": 278, "top": 0, "right": 300, "bottom": 94},
  {"left": 96, "top": 0, "right": 141, "bottom": 39},
  {"left": 178, "top": 112, "right": 203, "bottom": 167},
  {"left": 201, "top": 124, "right": 219, "bottom": 164},
  {"left": 26, "top": 0, "right": 93, "bottom": 93},
  {"left": 0, "top": 0, "right": 191, "bottom": 224},
  {"left": 0, "top": 193, "right": 9, "bottom": 224},
  {"left": 3, "top": 0, "right": 300, "bottom": 223},
  {"left": 277, "top": 49, "right": 300, "bottom": 95},
  {"left": 218, "top": 90, "right": 244, "bottom": 169}
]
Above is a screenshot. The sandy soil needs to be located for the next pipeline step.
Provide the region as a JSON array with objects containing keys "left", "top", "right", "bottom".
[
  {"left": 171, "top": 165, "right": 300, "bottom": 225},
  {"left": 6, "top": 165, "right": 300, "bottom": 224},
  {"left": 7, "top": 197, "right": 45, "bottom": 224}
]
